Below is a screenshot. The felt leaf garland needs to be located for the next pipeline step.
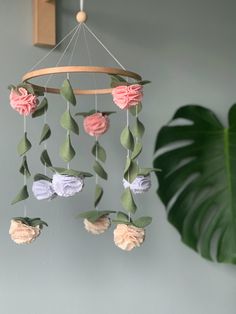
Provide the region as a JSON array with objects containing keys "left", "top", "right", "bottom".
[
  {"left": 60, "top": 109, "right": 79, "bottom": 135},
  {"left": 60, "top": 134, "right": 75, "bottom": 162},
  {"left": 32, "top": 98, "right": 48, "bottom": 118},
  {"left": 91, "top": 142, "right": 106, "bottom": 163},
  {"left": 40, "top": 150, "right": 52, "bottom": 167},
  {"left": 95, "top": 184, "right": 103, "bottom": 207},
  {"left": 121, "top": 188, "right": 137, "bottom": 214},
  {"left": 11, "top": 185, "right": 29, "bottom": 205},
  {"left": 17, "top": 133, "right": 32, "bottom": 156},
  {"left": 39, "top": 124, "right": 51, "bottom": 144},
  {"left": 131, "top": 142, "right": 142, "bottom": 160},
  {"left": 19, "top": 156, "right": 31, "bottom": 178},
  {"left": 93, "top": 161, "right": 108, "bottom": 180},
  {"left": 132, "top": 118, "right": 145, "bottom": 139},
  {"left": 113, "top": 211, "right": 130, "bottom": 223},
  {"left": 50, "top": 167, "right": 93, "bottom": 178},
  {"left": 133, "top": 216, "right": 152, "bottom": 228},
  {"left": 79, "top": 210, "right": 115, "bottom": 223},
  {"left": 120, "top": 126, "right": 134, "bottom": 151},
  {"left": 124, "top": 159, "right": 139, "bottom": 183},
  {"left": 60, "top": 79, "right": 76, "bottom": 106}
]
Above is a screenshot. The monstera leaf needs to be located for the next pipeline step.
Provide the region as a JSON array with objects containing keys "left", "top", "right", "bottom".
[{"left": 153, "top": 104, "right": 236, "bottom": 264}]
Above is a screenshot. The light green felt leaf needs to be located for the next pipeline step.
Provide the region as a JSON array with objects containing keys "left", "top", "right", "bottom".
[
  {"left": 131, "top": 142, "right": 142, "bottom": 160},
  {"left": 11, "top": 185, "right": 29, "bottom": 205},
  {"left": 120, "top": 126, "right": 134, "bottom": 151},
  {"left": 124, "top": 160, "right": 139, "bottom": 183},
  {"left": 40, "top": 150, "right": 52, "bottom": 167},
  {"left": 30, "top": 218, "right": 48, "bottom": 228},
  {"left": 60, "top": 79, "right": 76, "bottom": 106},
  {"left": 116, "top": 211, "right": 130, "bottom": 222},
  {"left": 39, "top": 124, "right": 51, "bottom": 144},
  {"left": 19, "top": 156, "right": 31, "bottom": 178},
  {"left": 133, "top": 216, "right": 152, "bottom": 228},
  {"left": 95, "top": 184, "right": 103, "bottom": 207},
  {"left": 138, "top": 167, "right": 161, "bottom": 176},
  {"left": 32, "top": 97, "right": 48, "bottom": 118},
  {"left": 91, "top": 142, "right": 106, "bottom": 163},
  {"left": 34, "top": 173, "right": 52, "bottom": 182},
  {"left": 60, "top": 109, "right": 79, "bottom": 135},
  {"left": 132, "top": 118, "right": 145, "bottom": 138},
  {"left": 109, "top": 74, "right": 127, "bottom": 87},
  {"left": 17, "top": 133, "right": 32, "bottom": 156},
  {"left": 50, "top": 167, "right": 93, "bottom": 178},
  {"left": 121, "top": 188, "right": 137, "bottom": 214},
  {"left": 60, "top": 134, "right": 76, "bottom": 162},
  {"left": 93, "top": 161, "right": 108, "bottom": 180},
  {"left": 78, "top": 210, "right": 115, "bottom": 223},
  {"left": 129, "top": 102, "right": 142, "bottom": 116}
]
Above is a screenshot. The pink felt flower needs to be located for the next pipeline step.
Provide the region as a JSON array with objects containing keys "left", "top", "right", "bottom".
[
  {"left": 112, "top": 84, "right": 143, "bottom": 110},
  {"left": 83, "top": 112, "right": 110, "bottom": 137},
  {"left": 10, "top": 87, "right": 38, "bottom": 116}
]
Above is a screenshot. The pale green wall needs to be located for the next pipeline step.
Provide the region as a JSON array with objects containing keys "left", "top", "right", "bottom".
[{"left": 0, "top": 1, "right": 236, "bottom": 313}]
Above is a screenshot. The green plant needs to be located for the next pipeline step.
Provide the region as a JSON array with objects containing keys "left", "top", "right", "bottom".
[{"left": 153, "top": 104, "right": 236, "bottom": 264}]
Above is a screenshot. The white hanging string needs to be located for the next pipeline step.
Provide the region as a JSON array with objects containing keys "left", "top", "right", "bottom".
[
  {"left": 83, "top": 23, "right": 126, "bottom": 70},
  {"left": 80, "top": 0, "right": 84, "bottom": 11},
  {"left": 23, "top": 116, "right": 27, "bottom": 217},
  {"left": 30, "top": 25, "right": 79, "bottom": 71},
  {"left": 68, "top": 24, "right": 82, "bottom": 66}
]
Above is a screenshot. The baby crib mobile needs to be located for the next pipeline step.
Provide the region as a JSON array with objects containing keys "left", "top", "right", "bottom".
[{"left": 8, "top": 0, "right": 158, "bottom": 251}]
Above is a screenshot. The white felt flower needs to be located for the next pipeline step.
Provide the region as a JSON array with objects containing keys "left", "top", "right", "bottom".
[
  {"left": 123, "top": 175, "right": 151, "bottom": 194},
  {"left": 52, "top": 173, "right": 84, "bottom": 197},
  {"left": 32, "top": 180, "right": 56, "bottom": 200},
  {"left": 83, "top": 215, "right": 111, "bottom": 235}
]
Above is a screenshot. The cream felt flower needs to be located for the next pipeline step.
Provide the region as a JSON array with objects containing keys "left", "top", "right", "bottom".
[
  {"left": 84, "top": 215, "right": 111, "bottom": 235},
  {"left": 9, "top": 220, "right": 41, "bottom": 245},
  {"left": 113, "top": 224, "right": 145, "bottom": 251}
]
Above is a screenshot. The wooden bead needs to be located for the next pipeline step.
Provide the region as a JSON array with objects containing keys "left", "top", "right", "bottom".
[{"left": 76, "top": 11, "right": 88, "bottom": 23}]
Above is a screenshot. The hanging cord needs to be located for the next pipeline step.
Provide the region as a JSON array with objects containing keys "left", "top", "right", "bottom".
[
  {"left": 68, "top": 24, "right": 82, "bottom": 66},
  {"left": 80, "top": 0, "right": 84, "bottom": 11},
  {"left": 83, "top": 23, "right": 126, "bottom": 70},
  {"left": 23, "top": 116, "right": 27, "bottom": 217}
]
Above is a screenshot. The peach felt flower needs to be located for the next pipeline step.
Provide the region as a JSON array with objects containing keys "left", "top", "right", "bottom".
[
  {"left": 9, "top": 219, "right": 41, "bottom": 244},
  {"left": 83, "top": 215, "right": 111, "bottom": 235},
  {"left": 83, "top": 112, "right": 109, "bottom": 137},
  {"left": 113, "top": 224, "right": 145, "bottom": 251},
  {"left": 112, "top": 84, "right": 143, "bottom": 110},
  {"left": 10, "top": 87, "right": 38, "bottom": 116}
]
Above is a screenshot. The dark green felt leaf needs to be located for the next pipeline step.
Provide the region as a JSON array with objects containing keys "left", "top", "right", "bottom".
[
  {"left": 19, "top": 156, "right": 31, "bottom": 178},
  {"left": 121, "top": 188, "right": 137, "bottom": 214},
  {"left": 17, "top": 133, "right": 31, "bottom": 156},
  {"left": 60, "top": 109, "right": 79, "bottom": 135},
  {"left": 132, "top": 118, "right": 145, "bottom": 138},
  {"left": 34, "top": 173, "right": 52, "bottom": 182},
  {"left": 32, "top": 98, "right": 48, "bottom": 118},
  {"left": 120, "top": 126, "right": 134, "bottom": 151},
  {"left": 91, "top": 142, "right": 106, "bottom": 163},
  {"left": 78, "top": 210, "right": 115, "bottom": 223},
  {"left": 133, "top": 216, "right": 152, "bottom": 228},
  {"left": 129, "top": 103, "right": 142, "bottom": 116},
  {"left": 30, "top": 218, "right": 48, "bottom": 228},
  {"left": 95, "top": 184, "right": 103, "bottom": 207},
  {"left": 93, "top": 161, "right": 108, "bottom": 180},
  {"left": 11, "top": 185, "right": 29, "bottom": 205},
  {"left": 124, "top": 160, "right": 139, "bottom": 183},
  {"left": 50, "top": 167, "right": 93, "bottom": 178},
  {"left": 39, "top": 124, "right": 51, "bottom": 144},
  {"left": 116, "top": 211, "right": 130, "bottom": 223},
  {"left": 60, "top": 79, "right": 76, "bottom": 106},
  {"left": 60, "top": 134, "right": 75, "bottom": 162},
  {"left": 40, "top": 150, "right": 52, "bottom": 167},
  {"left": 131, "top": 142, "right": 142, "bottom": 160}
]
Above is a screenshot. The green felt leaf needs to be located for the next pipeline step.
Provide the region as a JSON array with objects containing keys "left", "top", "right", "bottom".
[
  {"left": 75, "top": 110, "right": 116, "bottom": 117},
  {"left": 131, "top": 142, "right": 142, "bottom": 160},
  {"left": 34, "top": 173, "right": 52, "bottom": 182},
  {"left": 30, "top": 218, "right": 48, "bottom": 228},
  {"left": 60, "top": 134, "right": 75, "bottom": 162},
  {"left": 8, "top": 84, "right": 16, "bottom": 91},
  {"left": 11, "top": 185, "right": 29, "bottom": 205},
  {"left": 78, "top": 210, "right": 115, "bottom": 223},
  {"left": 121, "top": 188, "right": 137, "bottom": 214},
  {"left": 19, "top": 156, "right": 31, "bottom": 178},
  {"left": 17, "top": 133, "right": 32, "bottom": 156},
  {"left": 133, "top": 216, "right": 152, "bottom": 228},
  {"left": 109, "top": 74, "right": 127, "bottom": 87},
  {"left": 91, "top": 142, "right": 106, "bottom": 163},
  {"left": 138, "top": 167, "right": 161, "bottom": 176},
  {"left": 153, "top": 103, "right": 236, "bottom": 264},
  {"left": 60, "top": 79, "right": 76, "bottom": 106},
  {"left": 93, "top": 161, "right": 108, "bottom": 180},
  {"left": 132, "top": 118, "right": 145, "bottom": 138},
  {"left": 39, "top": 124, "right": 51, "bottom": 144},
  {"left": 60, "top": 109, "right": 79, "bottom": 135},
  {"left": 95, "top": 184, "right": 103, "bottom": 207},
  {"left": 32, "top": 98, "right": 48, "bottom": 118},
  {"left": 17, "top": 83, "right": 35, "bottom": 95},
  {"left": 120, "top": 126, "right": 134, "bottom": 151},
  {"left": 129, "top": 103, "right": 142, "bottom": 116},
  {"left": 124, "top": 160, "right": 139, "bottom": 183},
  {"left": 116, "top": 211, "right": 130, "bottom": 223},
  {"left": 40, "top": 150, "right": 52, "bottom": 167},
  {"left": 50, "top": 167, "right": 93, "bottom": 178}
]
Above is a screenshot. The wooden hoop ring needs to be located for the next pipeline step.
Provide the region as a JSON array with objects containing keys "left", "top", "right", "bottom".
[{"left": 22, "top": 66, "right": 142, "bottom": 95}]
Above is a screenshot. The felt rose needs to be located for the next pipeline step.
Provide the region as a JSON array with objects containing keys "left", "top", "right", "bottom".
[
  {"left": 113, "top": 224, "right": 145, "bottom": 251},
  {"left": 32, "top": 180, "right": 56, "bottom": 200},
  {"left": 52, "top": 173, "right": 84, "bottom": 197},
  {"left": 9, "top": 220, "right": 41, "bottom": 245},
  {"left": 83, "top": 112, "right": 109, "bottom": 137},
  {"left": 112, "top": 84, "right": 143, "bottom": 110},
  {"left": 10, "top": 87, "right": 38, "bottom": 116},
  {"left": 83, "top": 215, "right": 111, "bottom": 235},
  {"left": 123, "top": 175, "right": 151, "bottom": 194}
]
